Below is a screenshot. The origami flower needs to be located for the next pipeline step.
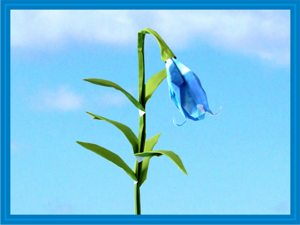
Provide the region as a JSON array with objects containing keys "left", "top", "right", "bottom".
[{"left": 165, "top": 58, "right": 214, "bottom": 125}]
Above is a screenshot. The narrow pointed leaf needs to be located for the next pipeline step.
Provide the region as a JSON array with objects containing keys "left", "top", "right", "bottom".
[
  {"left": 84, "top": 78, "right": 144, "bottom": 111},
  {"left": 136, "top": 150, "right": 187, "bottom": 175},
  {"left": 77, "top": 141, "right": 137, "bottom": 181},
  {"left": 145, "top": 133, "right": 161, "bottom": 152},
  {"left": 139, "top": 133, "right": 161, "bottom": 185},
  {"left": 145, "top": 69, "right": 167, "bottom": 102},
  {"left": 86, "top": 112, "right": 138, "bottom": 153}
]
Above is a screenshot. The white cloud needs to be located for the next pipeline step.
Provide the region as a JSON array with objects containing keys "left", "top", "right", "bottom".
[
  {"left": 31, "top": 87, "right": 133, "bottom": 112},
  {"left": 11, "top": 10, "right": 290, "bottom": 65},
  {"left": 33, "top": 87, "right": 82, "bottom": 111},
  {"left": 98, "top": 92, "right": 129, "bottom": 108}
]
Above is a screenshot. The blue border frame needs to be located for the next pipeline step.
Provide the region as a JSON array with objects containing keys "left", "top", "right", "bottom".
[{"left": 1, "top": 0, "right": 299, "bottom": 224}]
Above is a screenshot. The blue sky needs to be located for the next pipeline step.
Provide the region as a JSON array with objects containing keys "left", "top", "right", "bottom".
[{"left": 10, "top": 10, "right": 290, "bottom": 215}]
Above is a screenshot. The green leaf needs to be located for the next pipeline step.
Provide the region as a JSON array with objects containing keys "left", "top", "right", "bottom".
[
  {"left": 77, "top": 141, "right": 137, "bottom": 181},
  {"left": 84, "top": 78, "right": 144, "bottom": 111},
  {"left": 86, "top": 112, "right": 138, "bottom": 153},
  {"left": 135, "top": 150, "right": 188, "bottom": 175},
  {"left": 139, "top": 133, "right": 161, "bottom": 185},
  {"left": 145, "top": 69, "right": 167, "bottom": 102},
  {"left": 144, "top": 133, "right": 161, "bottom": 152}
]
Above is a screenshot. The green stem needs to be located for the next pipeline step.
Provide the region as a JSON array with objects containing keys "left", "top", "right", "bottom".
[
  {"left": 134, "top": 182, "right": 141, "bottom": 214},
  {"left": 134, "top": 32, "right": 146, "bottom": 215},
  {"left": 134, "top": 28, "right": 174, "bottom": 215}
]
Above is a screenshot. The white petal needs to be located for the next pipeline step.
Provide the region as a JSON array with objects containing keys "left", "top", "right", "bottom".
[
  {"left": 165, "top": 58, "right": 173, "bottom": 69},
  {"left": 173, "top": 58, "right": 191, "bottom": 75}
]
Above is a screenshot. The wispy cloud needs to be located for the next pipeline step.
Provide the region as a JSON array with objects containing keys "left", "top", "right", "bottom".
[
  {"left": 98, "top": 92, "right": 129, "bottom": 108},
  {"left": 30, "top": 87, "right": 131, "bottom": 112},
  {"left": 11, "top": 10, "right": 290, "bottom": 65},
  {"left": 32, "top": 86, "right": 82, "bottom": 111}
]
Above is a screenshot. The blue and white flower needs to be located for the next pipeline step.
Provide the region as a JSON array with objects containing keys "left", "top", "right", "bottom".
[{"left": 165, "top": 58, "right": 214, "bottom": 125}]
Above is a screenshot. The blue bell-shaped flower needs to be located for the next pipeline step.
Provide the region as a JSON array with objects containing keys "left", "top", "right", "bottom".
[{"left": 165, "top": 58, "right": 214, "bottom": 125}]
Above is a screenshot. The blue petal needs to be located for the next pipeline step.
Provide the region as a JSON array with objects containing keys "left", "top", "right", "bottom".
[
  {"left": 182, "top": 70, "right": 213, "bottom": 114},
  {"left": 179, "top": 82, "right": 206, "bottom": 121},
  {"left": 165, "top": 58, "right": 213, "bottom": 123},
  {"left": 167, "top": 75, "right": 187, "bottom": 120},
  {"left": 172, "top": 58, "right": 191, "bottom": 75},
  {"left": 166, "top": 59, "right": 184, "bottom": 86}
]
